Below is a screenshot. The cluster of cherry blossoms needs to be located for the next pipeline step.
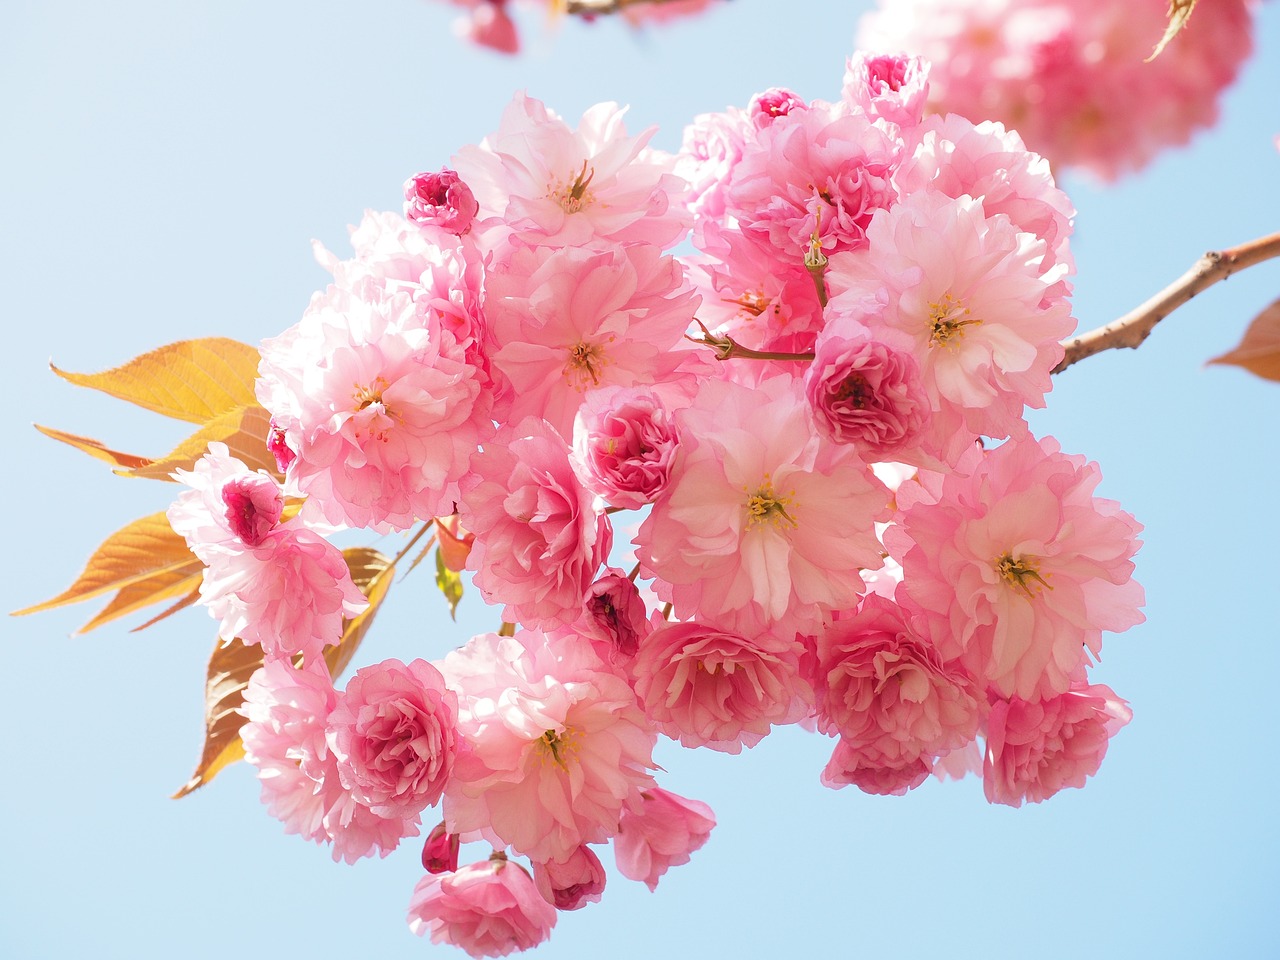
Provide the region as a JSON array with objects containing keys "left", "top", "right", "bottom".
[
  {"left": 857, "top": 0, "right": 1258, "bottom": 180},
  {"left": 166, "top": 50, "right": 1145, "bottom": 957}
]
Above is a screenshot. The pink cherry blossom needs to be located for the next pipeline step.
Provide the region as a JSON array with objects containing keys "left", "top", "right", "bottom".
[
  {"left": 256, "top": 281, "right": 491, "bottom": 529},
  {"left": 614, "top": 787, "right": 716, "bottom": 891},
  {"left": 636, "top": 374, "right": 889, "bottom": 638},
  {"left": 820, "top": 739, "right": 933, "bottom": 796},
  {"left": 888, "top": 433, "right": 1145, "bottom": 700},
  {"left": 407, "top": 856, "right": 557, "bottom": 958},
  {"left": 453, "top": 92, "right": 690, "bottom": 251},
  {"left": 631, "top": 621, "right": 811, "bottom": 753},
  {"left": 441, "top": 630, "right": 656, "bottom": 864},
  {"left": 168, "top": 444, "right": 367, "bottom": 663},
  {"left": 576, "top": 568, "right": 650, "bottom": 662},
  {"left": 813, "top": 593, "right": 979, "bottom": 760},
  {"left": 327, "top": 658, "right": 459, "bottom": 819},
  {"left": 461, "top": 418, "right": 612, "bottom": 631},
  {"left": 841, "top": 51, "right": 931, "bottom": 129},
  {"left": 983, "top": 682, "right": 1132, "bottom": 806},
  {"left": 674, "top": 106, "right": 751, "bottom": 221},
  {"left": 858, "top": 0, "right": 1256, "bottom": 180},
  {"left": 532, "top": 845, "right": 607, "bottom": 911},
  {"left": 422, "top": 822, "right": 461, "bottom": 874},
  {"left": 747, "top": 87, "right": 808, "bottom": 129},
  {"left": 571, "top": 386, "right": 681, "bottom": 510},
  {"left": 404, "top": 168, "right": 480, "bottom": 236}
]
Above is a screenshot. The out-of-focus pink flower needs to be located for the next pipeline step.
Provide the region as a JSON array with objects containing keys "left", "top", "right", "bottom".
[
  {"left": 441, "top": 630, "right": 656, "bottom": 864},
  {"left": 820, "top": 738, "right": 933, "bottom": 796},
  {"left": 674, "top": 106, "right": 751, "bottom": 220},
  {"left": 422, "top": 822, "right": 461, "bottom": 874},
  {"left": 636, "top": 374, "right": 889, "bottom": 639},
  {"left": 814, "top": 593, "right": 979, "bottom": 760},
  {"left": 461, "top": 419, "right": 612, "bottom": 631},
  {"left": 632, "top": 621, "right": 811, "bottom": 753},
  {"left": 614, "top": 787, "right": 716, "bottom": 891},
  {"left": 404, "top": 168, "right": 480, "bottom": 235},
  {"left": 571, "top": 386, "right": 681, "bottom": 510},
  {"left": 168, "top": 444, "right": 367, "bottom": 663},
  {"left": 983, "top": 682, "right": 1132, "bottom": 806},
  {"left": 407, "top": 856, "right": 557, "bottom": 958},
  {"left": 532, "top": 845, "right": 607, "bottom": 911},
  {"left": 858, "top": 0, "right": 1256, "bottom": 180},
  {"left": 889, "top": 433, "right": 1145, "bottom": 700},
  {"left": 327, "top": 658, "right": 459, "bottom": 819},
  {"left": 842, "top": 51, "right": 931, "bottom": 129},
  {"left": 577, "top": 569, "right": 649, "bottom": 662}
]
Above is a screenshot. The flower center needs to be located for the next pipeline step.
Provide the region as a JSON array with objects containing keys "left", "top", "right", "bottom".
[
  {"left": 996, "top": 553, "right": 1052, "bottom": 597},
  {"left": 565, "top": 340, "right": 609, "bottom": 389},
  {"left": 744, "top": 477, "right": 797, "bottom": 529},
  {"left": 536, "top": 728, "right": 579, "bottom": 770},
  {"left": 351, "top": 376, "right": 395, "bottom": 441},
  {"left": 834, "top": 373, "right": 872, "bottom": 409},
  {"left": 928, "top": 293, "right": 981, "bottom": 347},
  {"left": 550, "top": 160, "right": 596, "bottom": 214}
]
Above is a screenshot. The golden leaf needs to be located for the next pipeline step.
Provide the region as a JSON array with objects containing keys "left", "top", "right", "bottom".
[
  {"left": 1147, "top": 0, "right": 1199, "bottom": 62},
  {"left": 50, "top": 337, "right": 261, "bottom": 424},
  {"left": 120, "top": 404, "right": 277, "bottom": 481},
  {"left": 32, "top": 424, "right": 151, "bottom": 471},
  {"left": 172, "top": 547, "right": 396, "bottom": 798},
  {"left": 1207, "top": 297, "right": 1280, "bottom": 382}
]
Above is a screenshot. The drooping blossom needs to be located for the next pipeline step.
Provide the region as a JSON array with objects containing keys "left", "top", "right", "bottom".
[
  {"left": 631, "top": 621, "right": 812, "bottom": 753},
  {"left": 637, "top": 374, "right": 889, "bottom": 639},
  {"left": 820, "top": 738, "right": 934, "bottom": 796},
  {"left": 327, "top": 658, "right": 459, "bottom": 819},
  {"left": 461, "top": 418, "right": 612, "bottom": 630},
  {"left": 407, "top": 856, "right": 557, "bottom": 958},
  {"left": 614, "top": 787, "right": 716, "bottom": 891},
  {"left": 405, "top": 168, "right": 480, "bottom": 236},
  {"left": 571, "top": 385, "right": 681, "bottom": 510},
  {"left": 256, "top": 281, "right": 491, "bottom": 529},
  {"left": 983, "top": 682, "right": 1132, "bottom": 806},
  {"left": 422, "top": 822, "right": 461, "bottom": 875},
  {"left": 842, "top": 51, "right": 931, "bottom": 129},
  {"left": 240, "top": 660, "right": 419, "bottom": 863},
  {"left": 168, "top": 443, "right": 367, "bottom": 663},
  {"left": 453, "top": 92, "right": 691, "bottom": 251},
  {"left": 888, "top": 433, "right": 1145, "bottom": 700},
  {"left": 532, "top": 845, "right": 607, "bottom": 911},
  {"left": 812, "top": 593, "right": 979, "bottom": 761},
  {"left": 858, "top": 0, "right": 1257, "bottom": 180},
  {"left": 441, "top": 630, "right": 656, "bottom": 863},
  {"left": 576, "top": 568, "right": 650, "bottom": 662},
  {"left": 484, "top": 242, "right": 699, "bottom": 436}
]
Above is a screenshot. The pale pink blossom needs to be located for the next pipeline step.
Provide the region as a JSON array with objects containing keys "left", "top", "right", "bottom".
[
  {"left": 614, "top": 787, "right": 716, "bottom": 891},
  {"left": 168, "top": 444, "right": 367, "bottom": 663},
  {"left": 858, "top": 0, "right": 1256, "bottom": 180},
  {"left": 484, "top": 242, "right": 699, "bottom": 437},
  {"left": 888, "top": 433, "right": 1145, "bottom": 700},
  {"left": 842, "top": 52, "right": 931, "bottom": 129},
  {"left": 441, "top": 630, "right": 656, "bottom": 863},
  {"left": 532, "top": 845, "right": 607, "bottom": 911},
  {"left": 454, "top": 92, "right": 690, "bottom": 251},
  {"left": 461, "top": 419, "right": 612, "bottom": 630},
  {"left": 674, "top": 106, "right": 751, "bottom": 221},
  {"left": 327, "top": 658, "right": 459, "bottom": 819},
  {"left": 983, "top": 682, "right": 1132, "bottom": 806},
  {"left": 571, "top": 386, "right": 681, "bottom": 510},
  {"left": 404, "top": 168, "right": 480, "bottom": 236},
  {"left": 407, "top": 856, "right": 557, "bottom": 958},
  {"left": 256, "top": 282, "right": 491, "bottom": 529},
  {"left": 813, "top": 593, "right": 979, "bottom": 760},
  {"left": 820, "top": 738, "right": 933, "bottom": 796},
  {"left": 240, "top": 660, "right": 419, "bottom": 863},
  {"left": 632, "top": 621, "right": 811, "bottom": 753},
  {"left": 747, "top": 87, "right": 808, "bottom": 129},
  {"left": 636, "top": 374, "right": 889, "bottom": 638}
]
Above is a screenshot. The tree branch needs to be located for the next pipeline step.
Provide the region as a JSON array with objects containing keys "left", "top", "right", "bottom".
[
  {"left": 564, "top": 0, "right": 694, "bottom": 16},
  {"left": 1054, "top": 231, "right": 1280, "bottom": 374}
]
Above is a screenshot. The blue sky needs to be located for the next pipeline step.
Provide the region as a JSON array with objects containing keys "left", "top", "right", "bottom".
[{"left": 3, "top": 2, "right": 1279, "bottom": 958}]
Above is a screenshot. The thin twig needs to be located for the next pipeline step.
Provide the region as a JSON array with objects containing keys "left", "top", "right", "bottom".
[
  {"left": 564, "top": 0, "right": 692, "bottom": 15},
  {"left": 686, "top": 319, "right": 816, "bottom": 363},
  {"left": 1055, "top": 231, "right": 1280, "bottom": 374}
]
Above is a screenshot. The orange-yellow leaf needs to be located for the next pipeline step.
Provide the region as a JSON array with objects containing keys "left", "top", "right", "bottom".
[
  {"left": 1147, "top": 0, "right": 1198, "bottom": 61},
  {"left": 32, "top": 424, "right": 151, "bottom": 471},
  {"left": 1207, "top": 297, "right": 1280, "bottom": 382},
  {"left": 80, "top": 570, "right": 203, "bottom": 635},
  {"left": 120, "top": 404, "right": 277, "bottom": 481},
  {"left": 13, "top": 511, "right": 199, "bottom": 618},
  {"left": 172, "top": 547, "right": 396, "bottom": 798},
  {"left": 51, "top": 337, "right": 261, "bottom": 424}
]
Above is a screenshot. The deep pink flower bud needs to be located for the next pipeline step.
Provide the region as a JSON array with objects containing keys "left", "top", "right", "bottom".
[
  {"left": 580, "top": 570, "right": 648, "bottom": 661},
  {"left": 266, "top": 417, "right": 296, "bottom": 473},
  {"left": 421, "top": 821, "right": 461, "bottom": 875},
  {"left": 532, "top": 845, "right": 607, "bottom": 911},
  {"left": 465, "top": 1, "right": 519, "bottom": 55},
  {"left": 748, "top": 86, "right": 807, "bottom": 128},
  {"left": 220, "top": 474, "right": 283, "bottom": 546},
  {"left": 403, "top": 168, "right": 480, "bottom": 236}
]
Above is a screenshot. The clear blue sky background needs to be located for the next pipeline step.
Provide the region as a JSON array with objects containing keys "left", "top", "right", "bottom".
[{"left": 3, "top": 2, "right": 1279, "bottom": 958}]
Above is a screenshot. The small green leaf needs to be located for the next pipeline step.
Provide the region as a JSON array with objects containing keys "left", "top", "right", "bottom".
[{"left": 434, "top": 546, "right": 464, "bottom": 621}]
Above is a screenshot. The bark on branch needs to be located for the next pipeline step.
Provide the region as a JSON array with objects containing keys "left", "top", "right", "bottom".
[
  {"left": 1054, "top": 231, "right": 1280, "bottom": 374},
  {"left": 564, "top": 0, "right": 692, "bottom": 15}
]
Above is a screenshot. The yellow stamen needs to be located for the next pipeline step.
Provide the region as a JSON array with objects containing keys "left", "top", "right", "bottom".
[
  {"left": 928, "top": 293, "right": 982, "bottom": 347},
  {"left": 744, "top": 476, "right": 798, "bottom": 529},
  {"left": 996, "top": 554, "right": 1052, "bottom": 597}
]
